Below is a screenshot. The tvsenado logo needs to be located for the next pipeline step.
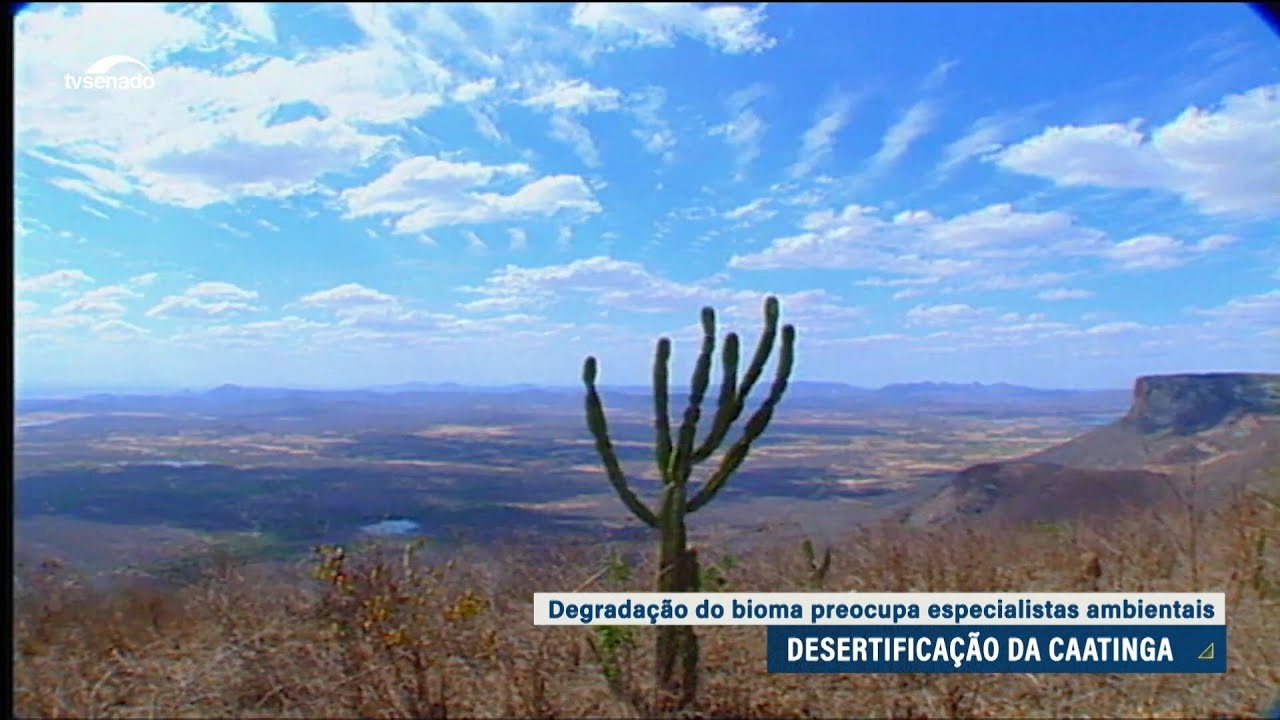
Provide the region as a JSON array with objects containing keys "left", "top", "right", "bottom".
[{"left": 64, "top": 55, "right": 155, "bottom": 91}]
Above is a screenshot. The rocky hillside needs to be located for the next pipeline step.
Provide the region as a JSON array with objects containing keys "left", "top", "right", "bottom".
[
  {"left": 904, "top": 462, "right": 1176, "bottom": 526},
  {"left": 1125, "top": 373, "right": 1280, "bottom": 434},
  {"left": 907, "top": 372, "right": 1280, "bottom": 526}
]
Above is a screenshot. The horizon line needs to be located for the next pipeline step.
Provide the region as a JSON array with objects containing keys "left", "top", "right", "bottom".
[
  {"left": 13, "top": 377, "right": 1197, "bottom": 398},
  {"left": 17, "top": 370, "right": 1280, "bottom": 397}
]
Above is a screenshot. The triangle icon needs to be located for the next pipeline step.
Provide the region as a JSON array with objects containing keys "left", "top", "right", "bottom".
[{"left": 1198, "top": 643, "right": 1215, "bottom": 660}]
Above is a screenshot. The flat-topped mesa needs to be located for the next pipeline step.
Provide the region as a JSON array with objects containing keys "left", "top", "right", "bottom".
[{"left": 1123, "top": 372, "right": 1280, "bottom": 435}]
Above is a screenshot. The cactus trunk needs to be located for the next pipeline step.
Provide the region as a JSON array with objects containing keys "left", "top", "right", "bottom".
[
  {"left": 582, "top": 296, "right": 795, "bottom": 712},
  {"left": 655, "top": 483, "right": 699, "bottom": 708}
]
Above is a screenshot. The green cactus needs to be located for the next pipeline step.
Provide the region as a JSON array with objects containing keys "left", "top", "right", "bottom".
[
  {"left": 582, "top": 295, "right": 795, "bottom": 710},
  {"left": 801, "top": 538, "right": 832, "bottom": 589},
  {"left": 700, "top": 554, "right": 737, "bottom": 592},
  {"left": 1253, "top": 529, "right": 1272, "bottom": 597}
]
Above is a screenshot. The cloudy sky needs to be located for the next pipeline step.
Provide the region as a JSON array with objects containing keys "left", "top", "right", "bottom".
[{"left": 14, "top": 3, "right": 1280, "bottom": 392}]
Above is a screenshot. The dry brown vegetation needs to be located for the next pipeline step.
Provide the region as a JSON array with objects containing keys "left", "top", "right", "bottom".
[{"left": 13, "top": 486, "right": 1280, "bottom": 719}]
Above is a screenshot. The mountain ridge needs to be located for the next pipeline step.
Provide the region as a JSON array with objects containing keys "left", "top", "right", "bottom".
[{"left": 906, "top": 372, "right": 1280, "bottom": 527}]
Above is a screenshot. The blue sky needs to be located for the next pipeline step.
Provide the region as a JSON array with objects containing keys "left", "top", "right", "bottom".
[{"left": 14, "top": 2, "right": 1280, "bottom": 392}]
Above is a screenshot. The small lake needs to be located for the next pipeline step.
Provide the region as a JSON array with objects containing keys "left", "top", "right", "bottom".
[
  {"left": 153, "top": 460, "right": 216, "bottom": 468},
  {"left": 105, "top": 460, "right": 217, "bottom": 468},
  {"left": 361, "top": 518, "right": 422, "bottom": 536}
]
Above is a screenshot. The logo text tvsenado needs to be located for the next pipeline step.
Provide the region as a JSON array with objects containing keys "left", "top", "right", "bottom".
[{"left": 64, "top": 55, "right": 155, "bottom": 91}]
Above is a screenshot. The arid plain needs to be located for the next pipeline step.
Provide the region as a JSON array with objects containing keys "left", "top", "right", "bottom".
[{"left": 15, "top": 382, "right": 1128, "bottom": 580}]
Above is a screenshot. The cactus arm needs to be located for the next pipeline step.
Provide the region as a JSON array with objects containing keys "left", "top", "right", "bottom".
[
  {"left": 686, "top": 324, "right": 795, "bottom": 513},
  {"left": 735, "top": 296, "right": 781, "bottom": 412},
  {"left": 653, "top": 338, "right": 674, "bottom": 482},
  {"left": 669, "top": 308, "right": 716, "bottom": 484},
  {"left": 691, "top": 297, "right": 777, "bottom": 462},
  {"left": 691, "top": 332, "right": 740, "bottom": 463},
  {"left": 583, "top": 357, "right": 660, "bottom": 528}
]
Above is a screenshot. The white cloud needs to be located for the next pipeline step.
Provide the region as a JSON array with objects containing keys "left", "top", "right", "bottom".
[
  {"left": 146, "top": 296, "right": 259, "bottom": 319},
  {"left": 1103, "top": 235, "right": 1184, "bottom": 270},
  {"left": 128, "top": 272, "right": 160, "bottom": 287},
  {"left": 905, "top": 303, "right": 990, "bottom": 327},
  {"left": 459, "top": 295, "right": 532, "bottom": 314},
  {"left": 570, "top": 2, "right": 777, "bottom": 54},
  {"left": 967, "top": 272, "right": 1077, "bottom": 291},
  {"left": 15, "top": 4, "right": 450, "bottom": 209},
  {"left": 922, "top": 60, "right": 959, "bottom": 91},
  {"left": 227, "top": 3, "right": 276, "bottom": 42},
  {"left": 341, "top": 155, "right": 600, "bottom": 233},
  {"left": 892, "top": 209, "right": 934, "bottom": 224},
  {"left": 999, "top": 122, "right": 1167, "bottom": 187},
  {"left": 461, "top": 255, "right": 862, "bottom": 335},
  {"left": 628, "top": 86, "right": 676, "bottom": 161},
  {"left": 1190, "top": 290, "right": 1280, "bottom": 328},
  {"left": 146, "top": 281, "right": 260, "bottom": 318},
  {"left": 549, "top": 113, "right": 602, "bottom": 167},
  {"left": 343, "top": 156, "right": 531, "bottom": 215},
  {"left": 997, "top": 84, "right": 1280, "bottom": 217},
  {"left": 523, "top": 78, "right": 621, "bottom": 113},
  {"left": 508, "top": 227, "right": 529, "bottom": 251},
  {"left": 464, "top": 230, "right": 489, "bottom": 253},
  {"left": 33, "top": 150, "right": 133, "bottom": 204},
  {"left": 731, "top": 202, "right": 1103, "bottom": 277},
  {"left": 295, "top": 282, "right": 459, "bottom": 336},
  {"left": 79, "top": 204, "right": 110, "bottom": 219},
  {"left": 16, "top": 312, "right": 97, "bottom": 337},
  {"left": 856, "top": 276, "right": 941, "bottom": 288},
  {"left": 93, "top": 318, "right": 150, "bottom": 342},
  {"left": 299, "top": 283, "right": 397, "bottom": 309},
  {"left": 17, "top": 269, "right": 94, "bottom": 294},
  {"left": 1085, "top": 321, "right": 1144, "bottom": 336},
  {"left": 216, "top": 222, "right": 248, "bottom": 239},
  {"left": 15, "top": 3, "right": 210, "bottom": 79},
  {"left": 640, "top": 128, "right": 677, "bottom": 157},
  {"left": 791, "top": 92, "right": 855, "bottom": 178},
  {"left": 453, "top": 77, "right": 497, "bottom": 103},
  {"left": 469, "top": 107, "right": 505, "bottom": 143},
  {"left": 724, "top": 198, "right": 777, "bottom": 224},
  {"left": 727, "top": 83, "right": 768, "bottom": 112},
  {"left": 293, "top": 279, "right": 555, "bottom": 339},
  {"left": 924, "top": 203, "right": 1096, "bottom": 253},
  {"left": 891, "top": 288, "right": 930, "bottom": 301},
  {"left": 1195, "top": 234, "right": 1237, "bottom": 251},
  {"left": 1038, "top": 288, "right": 1095, "bottom": 301},
  {"left": 937, "top": 114, "right": 1011, "bottom": 176},
  {"left": 11, "top": 1, "right": 771, "bottom": 216},
  {"left": 711, "top": 83, "right": 768, "bottom": 180},
  {"left": 187, "top": 281, "right": 258, "bottom": 300},
  {"left": 712, "top": 111, "right": 766, "bottom": 180},
  {"left": 51, "top": 285, "right": 141, "bottom": 316},
  {"left": 869, "top": 101, "right": 936, "bottom": 171},
  {"left": 1102, "top": 233, "right": 1234, "bottom": 271}
]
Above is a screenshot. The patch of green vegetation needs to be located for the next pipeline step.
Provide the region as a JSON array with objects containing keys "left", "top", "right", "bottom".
[
  {"left": 133, "top": 529, "right": 292, "bottom": 584},
  {"left": 1033, "top": 520, "right": 1071, "bottom": 535},
  {"left": 701, "top": 554, "right": 737, "bottom": 591}
]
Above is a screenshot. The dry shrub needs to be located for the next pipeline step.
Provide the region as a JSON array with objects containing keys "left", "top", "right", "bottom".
[{"left": 13, "top": 487, "right": 1280, "bottom": 718}]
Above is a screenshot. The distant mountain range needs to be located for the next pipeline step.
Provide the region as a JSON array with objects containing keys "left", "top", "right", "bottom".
[
  {"left": 17, "top": 379, "right": 1128, "bottom": 409},
  {"left": 906, "top": 372, "right": 1280, "bottom": 526}
]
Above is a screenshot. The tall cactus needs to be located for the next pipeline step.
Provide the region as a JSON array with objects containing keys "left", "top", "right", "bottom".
[{"left": 582, "top": 295, "right": 796, "bottom": 710}]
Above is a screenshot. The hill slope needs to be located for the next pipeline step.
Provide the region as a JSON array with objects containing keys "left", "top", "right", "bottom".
[{"left": 908, "top": 372, "right": 1280, "bottom": 526}]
